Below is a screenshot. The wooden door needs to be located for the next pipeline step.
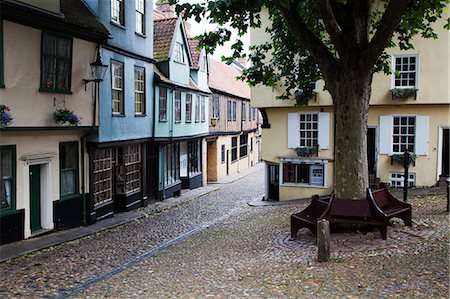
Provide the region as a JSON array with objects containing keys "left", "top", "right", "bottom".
[{"left": 29, "top": 165, "right": 41, "bottom": 233}]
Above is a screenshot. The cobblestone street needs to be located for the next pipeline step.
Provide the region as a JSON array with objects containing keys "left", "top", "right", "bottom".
[{"left": 1, "top": 164, "right": 449, "bottom": 298}]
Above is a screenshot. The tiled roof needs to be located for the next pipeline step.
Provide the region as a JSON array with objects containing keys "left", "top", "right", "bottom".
[
  {"left": 188, "top": 38, "right": 200, "bottom": 70},
  {"left": 154, "top": 17, "right": 178, "bottom": 62},
  {"left": 60, "top": 0, "right": 109, "bottom": 39},
  {"left": 208, "top": 58, "right": 250, "bottom": 100}
]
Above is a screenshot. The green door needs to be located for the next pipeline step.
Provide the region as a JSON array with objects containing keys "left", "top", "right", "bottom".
[{"left": 30, "top": 165, "right": 41, "bottom": 233}]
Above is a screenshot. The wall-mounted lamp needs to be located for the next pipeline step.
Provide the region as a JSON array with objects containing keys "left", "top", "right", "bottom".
[{"left": 83, "top": 51, "right": 108, "bottom": 90}]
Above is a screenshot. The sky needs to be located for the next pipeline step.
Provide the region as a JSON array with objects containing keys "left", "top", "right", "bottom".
[{"left": 155, "top": 0, "right": 250, "bottom": 60}]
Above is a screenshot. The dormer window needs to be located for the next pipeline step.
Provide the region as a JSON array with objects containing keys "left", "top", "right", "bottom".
[
  {"left": 174, "top": 42, "right": 185, "bottom": 64},
  {"left": 199, "top": 53, "right": 207, "bottom": 72}
]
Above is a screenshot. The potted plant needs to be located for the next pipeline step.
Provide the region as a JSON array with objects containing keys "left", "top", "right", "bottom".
[
  {"left": 295, "top": 146, "right": 318, "bottom": 157},
  {"left": 0, "top": 105, "right": 13, "bottom": 128},
  {"left": 53, "top": 108, "right": 81, "bottom": 126},
  {"left": 391, "top": 88, "right": 418, "bottom": 101},
  {"left": 391, "top": 152, "right": 416, "bottom": 166}
]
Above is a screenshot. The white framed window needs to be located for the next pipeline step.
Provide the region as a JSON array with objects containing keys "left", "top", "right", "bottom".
[
  {"left": 195, "top": 95, "right": 200, "bottom": 122},
  {"left": 288, "top": 112, "right": 329, "bottom": 150},
  {"left": 174, "top": 42, "right": 185, "bottom": 64},
  {"left": 159, "top": 87, "right": 167, "bottom": 121},
  {"left": 392, "top": 54, "right": 419, "bottom": 88},
  {"left": 390, "top": 172, "right": 416, "bottom": 187},
  {"left": 135, "top": 0, "right": 145, "bottom": 34},
  {"left": 393, "top": 116, "right": 415, "bottom": 153},
  {"left": 134, "top": 66, "right": 145, "bottom": 115},
  {"left": 175, "top": 91, "right": 181, "bottom": 122},
  {"left": 186, "top": 93, "right": 192, "bottom": 122},
  {"left": 299, "top": 113, "right": 318, "bottom": 147},
  {"left": 199, "top": 53, "right": 207, "bottom": 72},
  {"left": 201, "top": 96, "right": 206, "bottom": 122},
  {"left": 111, "top": 0, "right": 124, "bottom": 26},
  {"left": 211, "top": 95, "right": 220, "bottom": 119},
  {"left": 112, "top": 61, "right": 124, "bottom": 114},
  {"left": 92, "top": 148, "right": 113, "bottom": 207}
]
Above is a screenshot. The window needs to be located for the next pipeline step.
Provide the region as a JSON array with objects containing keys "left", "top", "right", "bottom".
[
  {"left": 174, "top": 42, "right": 185, "bottom": 64},
  {"left": 175, "top": 91, "right": 181, "bottom": 122},
  {"left": 242, "top": 102, "right": 246, "bottom": 121},
  {"left": 111, "top": 0, "right": 124, "bottom": 26},
  {"left": 227, "top": 100, "right": 236, "bottom": 121},
  {"left": 299, "top": 113, "right": 318, "bottom": 147},
  {"left": 59, "top": 142, "right": 78, "bottom": 198},
  {"left": 0, "top": 15, "right": 4, "bottom": 88},
  {"left": 250, "top": 137, "right": 253, "bottom": 152},
  {"left": 231, "top": 137, "right": 238, "bottom": 162},
  {"left": 212, "top": 96, "right": 220, "bottom": 119},
  {"left": 393, "top": 55, "right": 418, "bottom": 88},
  {"left": 188, "top": 140, "right": 201, "bottom": 175},
  {"left": 159, "top": 87, "right": 167, "bottom": 121},
  {"left": 390, "top": 172, "right": 416, "bottom": 187},
  {"left": 40, "top": 33, "right": 72, "bottom": 92},
  {"left": 393, "top": 116, "right": 415, "bottom": 153},
  {"left": 134, "top": 67, "right": 145, "bottom": 115},
  {"left": 116, "top": 145, "right": 141, "bottom": 195},
  {"left": 1, "top": 146, "right": 15, "bottom": 212},
  {"left": 92, "top": 148, "right": 113, "bottom": 207},
  {"left": 195, "top": 95, "right": 200, "bottom": 122},
  {"left": 240, "top": 134, "right": 248, "bottom": 158},
  {"left": 199, "top": 53, "right": 207, "bottom": 72},
  {"left": 135, "top": 0, "right": 145, "bottom": 34},
  {"left": 282, "top": 162, "right": 325, "bottom": 186},
  {"left": 221, "top": 144, "right": 225, "bottom": 164},
  {"left": 163, "top": 143, "right": 180, "bottom": 186},
  {"left": 249, "top": 106, "right": 252, "bottom": 121},
  {"left": 186, "top": 93, "right": 192, "bottom": 122},
  {"left": 112, "top": 61, "right": 124, "bottom": 114},
  {"left": 201, "top": 96, "right": 206, "bottom": 122}
]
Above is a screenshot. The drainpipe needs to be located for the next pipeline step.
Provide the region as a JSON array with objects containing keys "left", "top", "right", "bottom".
[{"left": 81, "top": 135, "right": 87, "bottom": 226}]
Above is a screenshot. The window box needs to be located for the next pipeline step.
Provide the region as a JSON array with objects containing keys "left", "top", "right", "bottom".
[
  {"left": 391, "top": 88, "right": 418, "bottom": 101},
  {"left": 295, "top": 146, "right": 318, "bottom": 157},
  {"left": 53, "top": 108, "right": 81, "bottom": 126},
  {"left": 0, "top": 105, "right": 13, "bottom": 128},
  {"left": 390, "top": 152, "right": 416, "bottom": 166}
]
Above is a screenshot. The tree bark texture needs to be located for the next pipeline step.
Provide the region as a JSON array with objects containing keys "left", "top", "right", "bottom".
[{"left": 327, "top": 67, "right": 373, "bottom": 199}]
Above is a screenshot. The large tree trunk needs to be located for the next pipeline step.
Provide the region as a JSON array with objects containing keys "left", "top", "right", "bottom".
[{"left": 328, "top": 67, "right": 374, "bottom": 199}]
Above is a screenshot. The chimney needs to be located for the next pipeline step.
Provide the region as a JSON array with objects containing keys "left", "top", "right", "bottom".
[{"left": 156, "top": 2, "right": 176, "bottom": 18}]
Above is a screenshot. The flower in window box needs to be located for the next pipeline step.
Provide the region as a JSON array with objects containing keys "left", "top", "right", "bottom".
[
  {"left": 53, "top": 108, "right": 81, "bottom": 126},
  {"left": 295, "top": 146, "right": 318, "bottom": 157},
  {"left": 391, "top": 152, "right": 416, "bottom": 166},
  {"left": 391, "top": 88, "right": 418, "bottom": 100},
  {"left": 0, "top": 105, "right": 13, "bottom": 128}
]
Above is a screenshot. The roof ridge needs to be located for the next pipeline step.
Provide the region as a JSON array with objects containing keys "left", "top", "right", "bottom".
[{"left": 154, "top": 17, "right": 178, "bottom": 22}]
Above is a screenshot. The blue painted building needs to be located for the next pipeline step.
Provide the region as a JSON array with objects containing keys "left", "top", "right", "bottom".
[
  {"left": 85, "top": 0, "right": 156, "bottom": 222},
  {"left": 153, "top": 15, "right": 210, "bottom": 199}
]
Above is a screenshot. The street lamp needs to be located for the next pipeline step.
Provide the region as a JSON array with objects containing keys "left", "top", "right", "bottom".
[{"left": 83, "top": 50, "right": 108, "bottom": 89}]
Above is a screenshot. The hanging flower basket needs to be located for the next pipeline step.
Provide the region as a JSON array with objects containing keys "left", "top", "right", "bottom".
[
  {"left": 391, "top": 88, "right": 418, "bottom": 101},
  {"left": 0, "top": 105, "right": 13, "bottom": 128},
  {"left": 53, "top": 108, "right": 81, "bottom": 126}
]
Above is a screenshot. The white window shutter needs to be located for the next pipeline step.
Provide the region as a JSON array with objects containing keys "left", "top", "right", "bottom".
[
  {"left": 318, "top": 112, "right": 330, "bottom": 149},
  {"left": 415, "top": 116, "right": 429, "bottom": 156},
  {"left": 287, "top": 112, "right": 299, "bottom": 148},
  {"left": 379, "top": 116, "right": 393, "bottom": 155}
]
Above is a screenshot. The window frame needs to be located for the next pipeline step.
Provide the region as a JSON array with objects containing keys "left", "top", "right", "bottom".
[
  {"left": 164, "top": 143, "right": 180, "bottom": 186},
  {"left": 188, "top": 140, "right": 201, "bottom": 175},
  {"left": 111, "top": 60, "right": 124, "bottom": 115},
  {"left": 240, "top": 134, "right": 248, "bottom": 158},
  {"left": 391, "top": 54, "right": 419, "bottom": 89},
  {"left": 298, "top": 112, "right": 319, "bottom": 148},
  {"left": 59, "top": 142, "right": 79, "bottom": 200},
  {"left": 221, "top": 144, "right": 225, "bottom": 164},
  {"left": 135, "top": 0, "right": 145, "bottom": 35},
  {"left": 92, "top": 148, "right": 114, "bottom": 208},
  {"left": 111, "top": 0, "right": 125, "bottom": 26},
  {"left": 241, "top": 102, "right": 246, "bottom": 121},
  {"left": 0, "top": 145, "right": 16, "bottom": 216},
  {"left": 231, "top": 137, "right": 238, "bottom": 162},
  {"left": 212, "top": 95, "right": 220, "bottom": 119},
  {"left": 159, "top": 87, "right": 168, "bottom": 122},
  {"left": 195, "top": 95, "right": 200, "bottom": 123},
  {"left": 134, "top": 66, "right": 145, "bottom": 115},
  {"left": 281, "top": 161, "right": 326, "bottom": 187},
  {"left": 392, "top": 115, "right": 416, "bottom": 154},
  {"left": 175, "top": 91, "right": 182, "bottom": 122},
  {"left": 185, "top": 93, "right": 192, "bottom": 123},
  {"left": 201, "top": 96, "right": 206, "bottom": 122},
  {"left": 174, "top": 42, "right": 185, "bottom": 64},
  {"left": 40, "top": 32, "right": 73, "bottom": 94}
]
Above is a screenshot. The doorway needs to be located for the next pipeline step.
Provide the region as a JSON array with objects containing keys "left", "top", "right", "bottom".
[
  {"left": 267, "top": 164, "right": 279, "bottom": 201},
  {"left": 367, "top": 127, "right": 377, "bottom": 177},
  {"left": 442, "top": 128, "right": 450, "bottom": 177},
  {"left": 29, "top": 165, "right": 42, "bottom": 233}
]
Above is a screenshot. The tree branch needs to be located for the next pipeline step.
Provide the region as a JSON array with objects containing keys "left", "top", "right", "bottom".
[
  {"left": 279, "top": 4, "right": 338, "bottom": 77},
  {"left": 362, "top": 0, "right": 412, "bottom": 66},
  {"left": 315, "top": 0, "right": 345, "bottom": 56}
]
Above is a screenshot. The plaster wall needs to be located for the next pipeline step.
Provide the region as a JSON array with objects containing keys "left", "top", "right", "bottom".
[
  {"left": 91, "top": 0, "right": 154, "bottom": 59},
  {"left": 0, "top": 131, "right": 89, "bottom": 238},
  {"left": 1, "top": 21, "right": 96, "bottom": 127},
  {"left": 154, "top": 86, "right": 209, "bottom": 138},
  {"left": 169, "top": 24, "right": 190, "bottom": 87},
  {"left": 97, "top": 48, "right": 154, "bottom": 143},
  {"left": 17, "top": 0, "right": 60, "bottom": 13}
]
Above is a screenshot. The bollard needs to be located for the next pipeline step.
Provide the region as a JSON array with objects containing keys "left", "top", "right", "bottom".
[
  {"left": 317, "top": 219, "right": 330, "bottom": 262},
  {"left": 403, "top": 150, "right": 410, "bottom": 203}
]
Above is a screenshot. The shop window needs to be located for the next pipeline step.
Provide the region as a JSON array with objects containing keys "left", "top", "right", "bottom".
[
  {"left": 163, "top": 143, "right": 180, "bottom": 186},
  {"left": 282, "top": 162, "right": 325, "bottom": 186},
  {"left": 116, "top": 145, "right": 141, "bottom": 195},
  {"left": 92, "top": 148, "right": 113, "bottom": 207},
  {"left": 188, "top": 140, "right": 201, "bottom": 175}
]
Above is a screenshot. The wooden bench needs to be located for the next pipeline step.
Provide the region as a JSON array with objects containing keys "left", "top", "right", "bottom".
[
  {"left": 368, "top": 186, "right": 412, "bottom": 226},
  {"left": 290, "top": 194, "right": 331, "bottom": 238},
  {"left": 321, "top": 195, "right": 388, "bottom": 240}
]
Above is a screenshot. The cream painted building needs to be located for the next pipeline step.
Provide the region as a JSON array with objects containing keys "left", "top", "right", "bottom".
[
  {"left": 251, "top": 9, "right": 450, "bottom": 201},
  {"left": 0, "top": 0, "right": 108, "bottom": 243}
]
